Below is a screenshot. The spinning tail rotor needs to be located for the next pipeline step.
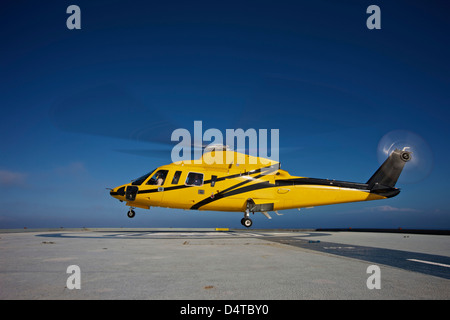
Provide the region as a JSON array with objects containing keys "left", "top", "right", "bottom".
[{"left": 376, "top": 130, "right": 433, "bottom": 184}]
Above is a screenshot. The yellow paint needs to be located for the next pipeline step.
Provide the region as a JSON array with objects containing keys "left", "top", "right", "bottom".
[{"left": 111, "top": 150, "right": 388, "bottom": 214}]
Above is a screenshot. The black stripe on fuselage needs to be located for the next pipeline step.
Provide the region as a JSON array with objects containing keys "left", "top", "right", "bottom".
[
  {"left": 136, "top": 166, "right": 274, "bottom": 195},
  {"left": 276, "top": 177, "right": 400, "bottom": 198},
  {"left": 276, "top": 178, "right": 369, "bottom": 190},
  {"left": 189, "top": 176, "right": 399, "bottom": 210},
  {"left": 193, "top": 181, "right": 275, "bottom": 209},
  {"left": 190, "top": 167, "right": 278, "bottom": 210}
]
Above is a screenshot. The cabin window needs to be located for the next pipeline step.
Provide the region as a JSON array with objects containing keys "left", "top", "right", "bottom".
[
  {"left": 171, "top": 171, "right": 182, "bottom": 184},
  {"left": 146, "top": 170, "right": 169, "bottom": 186},
  {"left": 185, "top": 172, "right": 204, "bottom": 186}
]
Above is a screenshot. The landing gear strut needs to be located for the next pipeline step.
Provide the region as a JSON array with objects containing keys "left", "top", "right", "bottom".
[
  {"left": 241, "top": 201, "right": 253, "bottom": 228},
  {"left": 127, "top": 207, "right": 135, "bottom": 218}
]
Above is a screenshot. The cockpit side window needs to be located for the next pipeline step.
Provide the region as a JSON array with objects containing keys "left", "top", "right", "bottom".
[
  {"left": 185, "top": 172, "right": 204, "bottom": 186},
  {"left": 146, "top": 170, "right": 169, "bottom": 186}
]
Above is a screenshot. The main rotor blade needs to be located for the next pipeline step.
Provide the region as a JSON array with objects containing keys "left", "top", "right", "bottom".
[{"left": 49, "top": 84, "right": 178, "bottom": 145}]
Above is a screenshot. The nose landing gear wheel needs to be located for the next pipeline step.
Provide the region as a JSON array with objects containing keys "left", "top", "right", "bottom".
[
  {"left": 241, "top": 218, "right": 253, "bottom": 228},
  {"left": 127, "top": 209, "right": 135, "bottom": 218}
]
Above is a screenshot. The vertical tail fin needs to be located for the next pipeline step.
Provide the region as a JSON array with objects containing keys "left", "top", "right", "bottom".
[{"left": 367, "top": 149, "right": 412, "bottom": 190}]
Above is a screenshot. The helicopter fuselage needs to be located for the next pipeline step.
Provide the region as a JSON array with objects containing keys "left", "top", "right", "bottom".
[{"left": 110, "top": 150, "right": 407, "bottom": 227}]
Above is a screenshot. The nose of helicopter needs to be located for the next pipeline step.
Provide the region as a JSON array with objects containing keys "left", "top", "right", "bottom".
[
  {"left": 109, "top": 186, "right": 125, "bottom": 198},
  {"left": 109, "top": 188, "right": 118, "bottom": 199}
]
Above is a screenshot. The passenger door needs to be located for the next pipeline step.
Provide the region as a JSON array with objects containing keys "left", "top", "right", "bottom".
[{"left": 137, "top": 169, "right": 169, "bottom": 205}]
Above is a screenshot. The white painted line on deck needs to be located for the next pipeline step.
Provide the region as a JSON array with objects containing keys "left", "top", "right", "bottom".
[{"left": 407, "top": 259, "right": 450, "bottom": 268}]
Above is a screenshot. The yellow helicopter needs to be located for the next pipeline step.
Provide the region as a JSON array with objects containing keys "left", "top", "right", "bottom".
[{"left": 109, "top": 145, "right": 412, "bottom": 227}]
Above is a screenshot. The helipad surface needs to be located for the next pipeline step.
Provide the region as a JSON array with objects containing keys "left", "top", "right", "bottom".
[{"left": 1, "top": 229, "right": 449, "bottom": 300}]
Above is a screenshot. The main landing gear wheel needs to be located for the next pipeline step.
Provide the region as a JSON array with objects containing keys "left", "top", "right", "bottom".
[
  {"left": 241, "top": 218, "right": 253, "bottom": 228},
  {"left": 127, "top": 209, "right": 135, "bottom": 218}
]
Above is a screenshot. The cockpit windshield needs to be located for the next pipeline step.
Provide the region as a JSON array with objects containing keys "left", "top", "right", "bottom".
[{"left": 131, "top": 169, "right": 155, "bottom": 185}]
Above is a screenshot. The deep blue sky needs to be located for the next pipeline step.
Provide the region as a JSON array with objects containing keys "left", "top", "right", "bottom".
[{"left": 1, "top": 0, "right": 449, "bottom": 229}]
